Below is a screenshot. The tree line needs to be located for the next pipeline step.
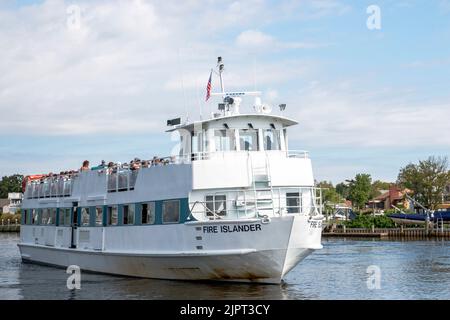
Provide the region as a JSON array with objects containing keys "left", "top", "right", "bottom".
[
  {"left": 0, "top": 174, "right": 24, "bottom": 199},
  {"left": 317, "top": 156, "right": 450, "bottom": 211}
]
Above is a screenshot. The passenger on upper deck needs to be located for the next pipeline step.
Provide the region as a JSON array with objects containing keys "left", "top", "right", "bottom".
[
  {"left": 80, "top": 160, "right": 90, "bottom": 172},
  {"left": 130, "top": 158, "right": 141, "bottom": 170},
  {"left": 152, "top": 156, "right": 161, "bottom": 166},
  {"left": 91, "top": 160, "right": 106, "bottom": 171}
]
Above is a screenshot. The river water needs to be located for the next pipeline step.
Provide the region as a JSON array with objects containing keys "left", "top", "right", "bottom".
[{"left": 0, "top": 233, "right": 449, "bottom": 300}]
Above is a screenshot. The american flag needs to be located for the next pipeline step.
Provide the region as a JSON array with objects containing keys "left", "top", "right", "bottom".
[{"left": 205, "top": 70, "right": 212, "bottom": 102}]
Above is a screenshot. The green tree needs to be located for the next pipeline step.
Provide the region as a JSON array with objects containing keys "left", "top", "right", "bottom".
[
  {"left": 0, "top": 174, "right": 24, "bottom": 198},
  {"left": 371, "top": 180, "right": 391, "bottom": 198},
  {"left": 348, "top": 174, "right": 372, "bottom": 210},
  {"left": 316, "top": 181, "right": 343, "bottom": 214},
  {"left": 316, "top": 181, "right": 341, "bottom": 204},
  {"left": 336, "top": 182, "right": 350, "bottom": 199},
  {"left": 397, "top": 156, "right": 450, "bottom": 210}
]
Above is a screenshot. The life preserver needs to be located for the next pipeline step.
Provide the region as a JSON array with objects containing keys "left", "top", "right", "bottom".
[{"left": 22, "top": 174, "right": 46, "bottom": 193}]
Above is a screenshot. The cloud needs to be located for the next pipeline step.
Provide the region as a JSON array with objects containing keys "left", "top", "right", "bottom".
[
  {"left": 287, "top": 80, "right": 450, "bottom": 148},
  {"left": 0, "top": 0, "right": 449, "bottom": 157},
  {"left": 235, "top": 29, "right": 327, "bottom": 50},
  {"left": 0, "top": 0, "right": 319, "bottom": 136}
]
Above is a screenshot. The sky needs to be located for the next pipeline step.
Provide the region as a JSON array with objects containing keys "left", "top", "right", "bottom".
[{"left": 0, "top": 0, "right": 449, "bottom": 183}]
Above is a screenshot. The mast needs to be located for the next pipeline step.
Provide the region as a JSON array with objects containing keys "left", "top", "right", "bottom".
[{"left": 217, "top": 56, "right": 225, "bottom": 95}]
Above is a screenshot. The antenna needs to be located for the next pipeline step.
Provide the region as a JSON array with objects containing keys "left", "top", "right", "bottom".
[{"left": 217, "top": 56, "right": 225, "bottom": 95}]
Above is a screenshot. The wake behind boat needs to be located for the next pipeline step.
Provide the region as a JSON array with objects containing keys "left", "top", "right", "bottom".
[{"left": 17, "top": 58, "right": 324, "bottom": 284}]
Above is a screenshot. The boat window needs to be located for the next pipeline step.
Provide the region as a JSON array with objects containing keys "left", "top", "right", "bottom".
[
  {"left": 141, "top": 202, "right": 155, "bottom": 225},
  {"left": 286, "top": 192, "right": 301, "bottom": 214},
  {"left": 32, "top": 209, "right": 39, "bottom": 225},
  {"left": 95, "top": 207, "right": 103, "bottom": 226},
  {"left": 41, "top": 209, "right": 49, "bottom": 225},
  {"left": 59, "top": 208, "right": 71, "bottom": 226},
  {"left": 205, "top": 195, "right": 227, "bottom": 217},
  {"left": 123, "top": 204, "right": 135, "bottom": 225},
  {"left": 66, "top": 209, "right": 72, "bottom": 226},
  {"left": 192, "top": 131, "right": 203, "bottom": 154},
  {"left": 214, "top": 130, "right": 235, "bottom": 152},
  {"left": 49, "top": 208, "right": 56, "bottom": 225},
  {"left": 239, "top": 129, "right": 259, "bottom": 151},
  {"left": 81, "top": 208, "right": 90, "bottom": 226},
  {"left": 24, "top": 209, "right": 29, "bottom": 225},
  {"left": 263, "top": 129, "right": 281, "bottom": 150},
  {"left": 107, "top": 206, "right": 118, "bottom": 226},
  {"left": 162, "top": 200, "right": 180, "bottom": 224}
]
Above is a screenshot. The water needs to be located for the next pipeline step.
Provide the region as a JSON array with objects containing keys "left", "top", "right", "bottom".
[{"left": 1, "top": 233, "right": 449, "bottom": 300}]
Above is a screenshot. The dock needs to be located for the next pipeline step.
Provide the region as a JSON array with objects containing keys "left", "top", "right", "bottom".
[
  {"left": 0, "top": 225, "right": 20, "bottom": 233},
  {"left": 323, "top": 227, "right": 450, "bottom": 239}
]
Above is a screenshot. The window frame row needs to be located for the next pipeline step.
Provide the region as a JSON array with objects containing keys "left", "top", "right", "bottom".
[{"left": 22, "top": 199, "right": 183, "bottom": 227}]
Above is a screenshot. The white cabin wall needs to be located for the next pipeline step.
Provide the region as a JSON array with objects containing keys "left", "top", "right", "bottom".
[
  {"left": 107, "top": 164, "right": 193, "bottom": 205},
  {"left": 192, "top": 153, "right": 251, "bottom": 190},
  {"left": 269, "top": 157, "right": 314, "bottom": 186}
]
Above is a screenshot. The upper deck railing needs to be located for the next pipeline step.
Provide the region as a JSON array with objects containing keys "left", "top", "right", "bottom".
[
  {"left": 25, "top": 175, "right": 78, "bottom": 199},
  {"left": 24, "top": 149, "right": 310, "bottom": 199}
]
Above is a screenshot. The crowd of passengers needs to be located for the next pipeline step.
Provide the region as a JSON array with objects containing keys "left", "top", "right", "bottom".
[
  {"left": 80, "top": 157, "right": 175, "bottom": 173},
  {"left": 28, "top": 156, "right": 176, "bottom": 185}
]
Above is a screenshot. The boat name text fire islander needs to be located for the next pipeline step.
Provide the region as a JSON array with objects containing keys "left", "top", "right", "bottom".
[{"left": 18, "top": 58, "right": 324, "bottom": 284}]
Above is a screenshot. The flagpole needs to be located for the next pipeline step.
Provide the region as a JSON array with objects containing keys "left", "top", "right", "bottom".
[{"left": 196, "top": 77, "right": 202, "bottom": 121}]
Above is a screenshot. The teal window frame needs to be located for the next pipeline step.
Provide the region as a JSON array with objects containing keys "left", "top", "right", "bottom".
[
  {"left": 162, "top": 200, "right": 180, "bottom": 224},
  {"left": 107, "top": 205, "right": 118, "bottom": 226}
]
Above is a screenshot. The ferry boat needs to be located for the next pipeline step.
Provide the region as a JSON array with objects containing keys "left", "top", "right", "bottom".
[{"left": 18, "top": 58, "right": 324, "bottom": 284}]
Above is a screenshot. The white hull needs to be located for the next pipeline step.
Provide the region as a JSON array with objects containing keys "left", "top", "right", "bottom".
[
  {"left": 18, "top": 245, "right": 313, "bottom": 284},
  {"left": 18, "top": 216, "right": 322, "bottom": 284}
]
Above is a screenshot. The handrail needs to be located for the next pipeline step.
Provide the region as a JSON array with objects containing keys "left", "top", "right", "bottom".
[
  {"left": 287, "top": 150, "right": 310, "bottom": 159},
  {"left": 189, "top": 186, "right": 323, "bottom": 221}
]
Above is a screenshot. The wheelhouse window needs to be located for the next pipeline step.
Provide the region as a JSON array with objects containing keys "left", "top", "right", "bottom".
[
  {"left": 191, "top": 131, "right": 204, "bottom": 159},
  {"left": 123, "top": 204, "right": 135, "bottom": 225},
  {"left": 162, "top": 200, "right": 180, "bottom": 224},
  {"left": 81, "top": 208, "right": 90, "bottom": 226},
  {"left": 95, "top": 207, "right": 104, "bottom": 226},
  {"left": 205, "top": 195, "right": 227, "bottom": 217},
  {"left": 141, "top": 202, "right": 155, "bottom": 225},
  {"left": 286, "top": 192, "right": 301, "bottom": 214},
  {"left": 107, "top": 206, "right": 118, "bottom": 226},
  {"left": 239, "top": 129, "right": 259, "bottom": 151},
  {"left": 263, "top": 129, "right": 281, "bottom": 150},
  {"left": 214, "top": 129, "right": 235, "bottom": 152}
]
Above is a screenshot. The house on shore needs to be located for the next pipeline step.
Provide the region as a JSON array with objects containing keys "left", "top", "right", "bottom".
[
  {"left": 368, "top": 185, "right": 413, "bottom": 212},
  {"left": 0, "top": 193, "right": 23, "bottom": 214}
]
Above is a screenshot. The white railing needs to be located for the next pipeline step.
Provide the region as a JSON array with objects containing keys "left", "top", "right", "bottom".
[
  {"left": 107, "top": 169, "right": 139, "bottom": 193},
  {"left": 287, "top": 150, "right": 310, "bottom": 159},
  {"left": 173, "top": 149, "right": 310, "bottom": 163},
  {"left": 188, "top": 187, "right": 323, "bottom": 221},
  {"left": 26, "top": 176, "right": 77, "bottom": 199}
]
